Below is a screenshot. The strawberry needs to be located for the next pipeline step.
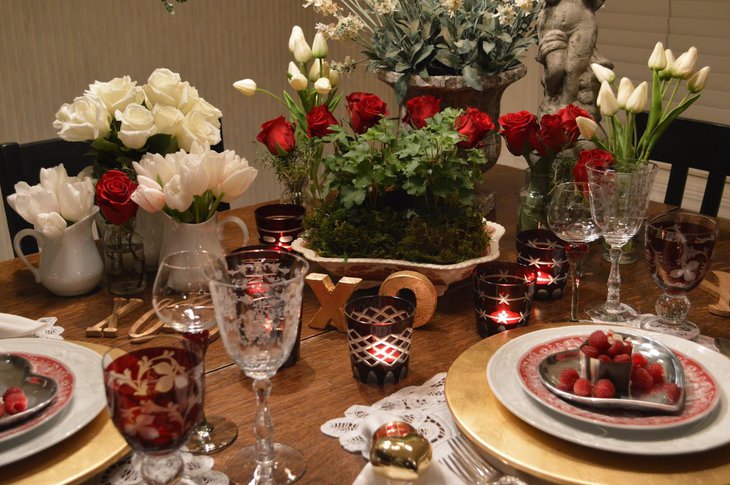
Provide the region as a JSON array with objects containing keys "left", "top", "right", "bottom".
[
  {"left": 573, "top": 378, "right": 592, "bottom": 397},
  {"left": 598, "top": 355, "right": 612, "bottom": 362},
  {"left": 631, "top": 367, "right": 653, "bottom": 391},
  {"left": 2, "top": 386, "right": 23, "bottom": 400},
  {"left": 4, "top": 392, "right": 28, "bottom": 414},
  {"left": 623, "top": 340, "right": 633, "bottom": 354},
  {"left": 647, "top": 363, "right": 665, "bottom": 384},
  {"left": 632, "top": 353, "right": 648, "bottom": 368},
  {"left": 665, "top": 383, "right": 682, "bottom": 403},
  {"left": 614, "top": 354, "right": 632, "bottom": 363},
  {"left": 581, "top": 345, "right": 600, "bottom": 359},
  {"left": 592, "top": 379, "right": 616, "bottom": 398},
  {"left": 558, "top": 368, "right": 580, "bottom": 391},
  {"left": 607, "top": 341, "right": 625, "bottom": 357},
  {"left": 588, "top": 330, "right": 610, "bottom": 353},
  {"left": 0, "top": 403, "right": 4, "bottom": 418}
]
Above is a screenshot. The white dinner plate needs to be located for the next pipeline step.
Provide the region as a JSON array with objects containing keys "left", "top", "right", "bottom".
[
  {"left": 0, "top": 339, "right": 106, "bottom": 466},
  {"left": 487, "top": 325, "right": 730, "bottom": 455}
]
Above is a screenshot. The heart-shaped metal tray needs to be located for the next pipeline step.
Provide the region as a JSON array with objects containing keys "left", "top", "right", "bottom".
[
  {"left": 0, "top": 353, "right": 58, "bottom": 428},
  {"left": 538, "top": 332, "right": 686, "bottom": 413}
]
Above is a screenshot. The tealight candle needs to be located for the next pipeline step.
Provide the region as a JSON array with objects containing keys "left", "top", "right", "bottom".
[
  {"left": 473, "top": 262, "right": 536, "bottom": 338},
  {"left": 254, "top": 203, "right": 305, "bottom": 248},
  {"left": 516, "top": 229, "right": 569, "bottom": 300}
]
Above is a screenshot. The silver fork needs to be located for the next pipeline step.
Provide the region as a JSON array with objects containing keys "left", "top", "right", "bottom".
[{"left": 442, "top": 435, "right": 527, "bottom": 484}]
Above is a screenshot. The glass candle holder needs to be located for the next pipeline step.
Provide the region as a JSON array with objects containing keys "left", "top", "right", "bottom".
[
  {"left": 473, "top": 262, "right": 536, "bottom": 338},
  {"left": 254, "top": 203, "right": 305, "bottom": 248},
  {"left": 516, "top": 229, "right": 568, "bottom": 300},
  {"left": 345, "top": 295, "right": 415, "bottom": 385}
]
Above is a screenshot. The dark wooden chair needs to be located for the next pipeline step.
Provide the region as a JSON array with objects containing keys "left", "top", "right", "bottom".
[{"left": 636, "top": 112, "right": 730, "bottom": 217}]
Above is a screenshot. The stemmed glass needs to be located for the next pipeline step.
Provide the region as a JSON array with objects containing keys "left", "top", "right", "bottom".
[
  {"left": 585, "top": 161, "right": 658, "bottom": 322},
  {"left": 547, "top": 182, "right": 602, "bottom": 321},
  {"left": 641, "top": 211, "right": 718, "bottom": 339},
  {"left": 102, "top": 335, "right": 204, "bottom": 485},
  {"left": 152, "top": 250, "right": 237, "bottom": 454},
  {"left": 209, "top": 247, "right": 309, "bottom": 484}
]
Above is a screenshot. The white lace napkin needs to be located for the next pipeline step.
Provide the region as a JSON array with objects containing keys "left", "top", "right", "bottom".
[
  {"left": 91, "top": 450, "right": 229, "bottom": 485},
  {"left": 0, "top": 313, "right": 60, "bottom": 339}
]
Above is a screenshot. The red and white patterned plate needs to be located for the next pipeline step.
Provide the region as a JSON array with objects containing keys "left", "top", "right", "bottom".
[
  {"left": 0, "top": 353, "right": 75, "bottom": 443},
  {"left": 517, "top": 335, "right": 719, "bottom": 430}
]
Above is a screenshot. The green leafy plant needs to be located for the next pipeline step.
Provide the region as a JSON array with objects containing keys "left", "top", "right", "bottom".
[{"left": 307, "top": 0, "right": 540, "bottom": 100}]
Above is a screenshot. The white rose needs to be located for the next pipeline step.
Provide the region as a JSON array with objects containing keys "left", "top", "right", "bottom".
[
  {"left": 152, "top": 105, "right": 184, "bottom": 135},
  {"left": 115, "top": 103, "right": 157, "bottom": 150},
  {"left": 36, "top": 212, "right": 67, "bottom": 238},
  {"left": 143, "top": 68, "right": 190, "bottom": 109},
  {"left": 131, "top": 176, "right": 167, "bottom": 212},
  {"left": 163, "top": 174, "right": 194, "bottom": 212},
  {"left": 86, "top": 76, "right": 144, "bottom": 115},
  {"left": 186, "top": 96, "right": 222, "bottom": 127},
  {"left": 53, "top": 95, "right": 111, "bottom": 142},
  {"left": 175, "top": 111, "right": 221, "bottom": 151}
]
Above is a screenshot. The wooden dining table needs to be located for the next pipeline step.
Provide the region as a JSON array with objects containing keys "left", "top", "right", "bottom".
[{"left": 1, "top": 164, "right": 729, "bottom": 484}]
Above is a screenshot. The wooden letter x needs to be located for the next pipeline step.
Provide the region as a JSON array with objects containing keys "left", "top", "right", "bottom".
[{"left": 306, "top": 273, "right": 362, "bottom": 332}]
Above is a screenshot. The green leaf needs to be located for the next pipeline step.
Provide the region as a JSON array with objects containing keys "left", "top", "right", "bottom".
[
  {"left": 481, "top": 41, "right": 495, "bottom": 55},
  {"left": 461, "top": 65, "right": 483, "bottom": 91}
]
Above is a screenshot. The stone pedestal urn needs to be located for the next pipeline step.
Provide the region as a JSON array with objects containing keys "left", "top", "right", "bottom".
[{"left": 377, "top": 64, "right": 527, "bottom": 170}]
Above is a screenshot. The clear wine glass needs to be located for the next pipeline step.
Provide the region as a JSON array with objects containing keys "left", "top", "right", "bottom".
[
  {"left": 102, "top": 335, "right": 203, "bottom": 485},
  {"left": 641, "top": 211, "right": 717, "bottom": 339},
  {"left": 547, "top": 182, "right": 602, "bottom": 321},
  {"left": 584, "top": 161, "right": 658, "bottom": 322},
  {"left": 152, "top": 250, "right": 237, "bottom": 454},
  {"left": 209, "top": 247, "right": 309, "bottom": 484}
]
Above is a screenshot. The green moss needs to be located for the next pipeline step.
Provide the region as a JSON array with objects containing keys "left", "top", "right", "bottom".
[{"left": 304, "top": 204, "right": 489, "bottom": 264}]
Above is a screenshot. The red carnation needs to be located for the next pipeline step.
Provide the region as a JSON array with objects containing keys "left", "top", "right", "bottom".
[
  {"left": 306, "top": 105, "right": 339, "bottom": 138},
  {"left": 257, "top": 116, "right": 296, "bottom": 155},
  {"left": 455, "top": 107, "right": 494, "bottom": 149},
  {"left": 346, "top": 92, "right": 389, "bottom": 134},
  {"left": 96, "top": 170, "right": 138, "bottom": 225},
  {"left": 498, "top": 111, "right": 539, "bottom": 156},
  {"left": 403, "top": 95, "right": 441, "bottom": 129}
]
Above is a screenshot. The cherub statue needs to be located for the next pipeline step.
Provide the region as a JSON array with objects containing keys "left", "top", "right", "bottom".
[{"left": 537, "top": 0, "right": 613, "bottom": 119}]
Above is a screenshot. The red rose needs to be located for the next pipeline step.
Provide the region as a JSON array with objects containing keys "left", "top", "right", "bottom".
[
  {"left": 455, "top": 107, "right": 495, "bottom": 149},
  {"left": 534, "top": 113, "right": 569, "bottom": 155},
  {"left": 346, "top": 92, "right": 389, "bottom": 134},
  {"left": 96, "top": 170, "right": 138, "bottom": 225},
  {"left": 306, "top": 105, "right": 339, "bottom": 138},
  {"left": 257, "top": 116, "right": 296, "bottom": 155},
  {"left": 574, "top": 149, "right": 614, "bottom": 190},
  {"left": 403, "top": 95, "right": 441, "bottom": 129},
  {"left": 557, "top": 104, "right": 592, "bottom": 145},
  {"left": 498, "top": 111, "right": 539, "bottom": 156}
]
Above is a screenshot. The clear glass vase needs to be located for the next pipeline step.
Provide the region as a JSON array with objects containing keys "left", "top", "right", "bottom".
[
  {"left": 517, "top": 168, "right": 551, "bottom": 232},
  {"left": 103, "top": 223, "right": 146, "bottom": 295}
]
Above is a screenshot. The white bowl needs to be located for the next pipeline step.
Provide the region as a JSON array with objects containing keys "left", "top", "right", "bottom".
[{"left": 291, "top": 221, "right": 505, "bottom": 295}]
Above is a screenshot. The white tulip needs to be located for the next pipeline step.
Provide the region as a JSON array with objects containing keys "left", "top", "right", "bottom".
[
  {"left": 115, "top": 103, "right": 157, "bottom": 149},
  {"left": 576, "top": 116, "right": 598, "bottom": 139},
  {"left": 328, "top": 68, "right": 341, "bottom": 87},
  {"left": 293, "top": 39, "right": 313, "bottom": 64},
  {"left": 131, "top": 176, "right": 166, "bottom": 212},
  {"left": 688, "top": 66, "right": 710, "bottom": 93},
  {"left": 163, "top": 175, "right": 194, "bottom": 213},
  {"left": 134, "top": 153, "right": 177, "bottom": 186},
  {"left": 626, "top": 81, "right": 648, "bottom": 113},
  {"left": 233, "top": 79, "right": 257, "bottom": 96},
  {"left": 144, "top": 68, "right": 190, "bottom": 109},
  {"left": 212, "top": 151, "right": 258, "bottom": 202},
  {"left": 86, "top": 76, "right": 145, "bottom": 115},
  {"left": 7, "top": 182, "right": 60, "bottom": 227},
  {"left": 53, "top": 95, "right": 111, "bottom": 142},
  {"left": 179, "top": 152, "right": 210, "bottom": 197},
  {"left": 39, "top": 165, "right": 70, "bottom": 196},
  {"left": 647, "top": 42, "right": 667, "bottom": 71},
  {"left": 289, "top": 26, "right": 306, "bottom": 53},
  {"left": 616, "top": 77, "right": 635, "bottom": 109},
  {"left": 176, "top": 111, "right": 221, "bottom": 152},
  {"left": 312, "top": 32, "right": 328, "bottom": 58},
  {"left": 314, "top": 77, "right": 332, "bottom": 96},
  {"left": 152, "top": 105, "right": 184, "bottom": 135},
  {"left": 288, "top": 62, "right": 302, "bottom": 78},
  {"left": 309, "top": 60, "right": 330, "bottom": 82},
  {"left": 57, "top": 178, "right": 95, "bottom": 222},
  {"left": 672, "top": 46, "right": 698, "bottom": 79},
  {"left": 36, "top": 212, "right": 67, "bottom": 238},
  {"left": 591, "top": 63, "right": 616, "bottom": 84},
  {"left": 289, "top": 73, "right": 308, "bottom": 91},
  {"left": 660, "top": 49, "right": 675, "bottom": 80},
  {"left": 597, "top": 81, "right": 619, "bottom": 116}
]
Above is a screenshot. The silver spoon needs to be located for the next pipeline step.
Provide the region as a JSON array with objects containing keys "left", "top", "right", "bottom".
[{"left": 715, "top": 337, "right": 730, "bottom": 358}]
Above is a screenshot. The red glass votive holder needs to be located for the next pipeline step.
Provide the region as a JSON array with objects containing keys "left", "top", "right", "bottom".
[
  {"left": 345, "top": 295, "right": 415, "bottom": 385},
  {"left": 254, "top": 203, "right": 306, "bottom": 248},
  {"left": 516, "top": 229, "right": 569, "bottom": 300},
  {"left": 473, "top": 262, "right": 536, "bottom": 338}
]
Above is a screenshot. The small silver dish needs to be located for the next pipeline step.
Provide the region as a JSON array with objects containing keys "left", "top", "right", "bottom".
[
  {"left": 0, "top": 353, "right": 58, "bottom": 428},
  {"left": 538, "top": 332, "right": 685, "bottom": 413}
]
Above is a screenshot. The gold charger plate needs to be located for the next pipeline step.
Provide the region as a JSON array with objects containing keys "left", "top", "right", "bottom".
[
  {"left": 0, "top": 341, "right": 128, "bottom": 485},
  {"left": 445, "top": 323, "right": 730, "bottom": 484}
]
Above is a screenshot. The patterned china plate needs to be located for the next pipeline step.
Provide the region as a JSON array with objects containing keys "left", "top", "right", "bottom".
[{"left": 518, "top": 335, "right": 718, "bottom": 430}]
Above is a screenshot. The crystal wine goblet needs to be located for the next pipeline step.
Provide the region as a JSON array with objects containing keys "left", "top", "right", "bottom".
[
  {"left": 584, "top": 161, "right": 658, "bottom": 322},
  {"left": 547, "top": 182, "right": 602, "bottom": 321},
  {"left": 152, "top": 250, "right": 237, "bottom": 454},
  {"left": 641, "top": 211, "right": 717, "bottom": 339},
  {"left": 102, "top": 335, "right": 204, "bottom": 485},
  {"left": 209, "top": 247, "right": 309, "bottom": 484}
]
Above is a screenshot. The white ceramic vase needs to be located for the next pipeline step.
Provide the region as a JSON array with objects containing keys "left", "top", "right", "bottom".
[
  {"left": 158, "top": 211, "right": 249, "bottom": 264},
  {"left": 14, "top": 206, "right": 104, "bottom": 296}
]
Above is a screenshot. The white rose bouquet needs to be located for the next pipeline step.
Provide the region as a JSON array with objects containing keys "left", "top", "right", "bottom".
[
  {"left": 6, "top": 164, "right": 96, "bottom": 237},
  {"left": 53, "top": 68, "right": 222, "bottom": 176},
  {"left": 131, "top": 143, "right": 258, "bottom": 224}
]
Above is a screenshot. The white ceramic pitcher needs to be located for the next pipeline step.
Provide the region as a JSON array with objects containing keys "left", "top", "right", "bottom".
[
  {"left": 14, "top": 206, "right": 104, "bottom": 296},
  {"left": 158, "top": 211, "right": 249, "bottom": 264}
]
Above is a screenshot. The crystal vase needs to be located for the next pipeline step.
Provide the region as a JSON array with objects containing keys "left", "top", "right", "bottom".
[
  {"left": 517, "top": 168, "right": 551, "bottom": 232},
  {"left": 103, "top": 223, "right": 146, "bottom": 295}
]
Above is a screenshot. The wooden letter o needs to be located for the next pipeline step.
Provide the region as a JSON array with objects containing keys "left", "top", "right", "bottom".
[{"left": 379, "top": 271, "right": 437, "bottom": 328}]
